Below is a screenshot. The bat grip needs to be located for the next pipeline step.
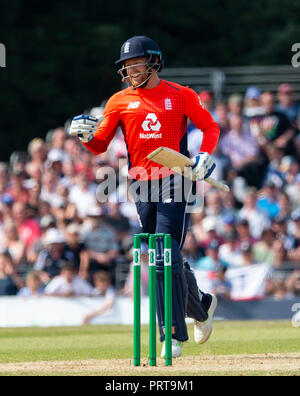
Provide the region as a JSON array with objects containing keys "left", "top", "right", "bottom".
[{"left": 205, "top": 177, "right": 230, "bottom": 193}]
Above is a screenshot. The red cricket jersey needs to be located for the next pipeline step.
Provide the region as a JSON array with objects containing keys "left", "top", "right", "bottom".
[{"left": 84, "top": 80, "right": 220, "bottom": 180}]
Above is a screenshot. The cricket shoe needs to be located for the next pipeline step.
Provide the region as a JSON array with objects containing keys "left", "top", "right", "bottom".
[
  {"left": 161, "top": 338, "right": 183, "bottom": 358},
  {"left": 194, "top": 293, "right": 218, "bottom": 344}
]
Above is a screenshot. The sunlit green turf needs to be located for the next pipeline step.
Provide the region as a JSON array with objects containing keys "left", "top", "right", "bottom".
[{"left": 0, "top": 321, "right": 299, "bottom": 375}]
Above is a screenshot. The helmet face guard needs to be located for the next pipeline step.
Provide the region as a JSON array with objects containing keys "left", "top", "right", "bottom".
[
  {"left": 117, "top": 56, "right": 160, "bottom": 89},
  {"left": 115, "top": 36, "right": 163, "bottom": 89}
]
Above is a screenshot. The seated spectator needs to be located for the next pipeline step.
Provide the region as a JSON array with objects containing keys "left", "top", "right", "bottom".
[
  {"left": 219, "top": 114, "right": 258, "bottom": 171},
  {"left": 69, "top": 171, "right": 97, "bottom": 218},
  {"left": 287, "top": 209, "right": 300, "bottom": 262},
  {"left": 243, "top": 87, "right": 264, "bottom": 119},
  {"left": 285, "top": 269, "right": 300, "bottom": 297},
  {"left": 265, "top": 278, "right": 289, "bottom": 301},
  {"left": 195, "top": 240, "right": 229, "bottom": 271},
  {"left": 227, "top": 93, "right": 244, "bottom": 119},
  {"left": 238, "top": 187, "right": 270, "bottom": 239},
  {"left": 278, "top": 191, "right": 292, "bottom": 219},
  {"left": 83, "top": 206, "right": 118, "bottom": 280},
  {"left": 271, "top": 215, "right": 296, "bottom": 251},
  {"left": 253, "top": 229, "right": 275, "bottom": 264},
  {"left": 211, "top": 266, "right": 232, "bottom": 300},
  {"left": 120, "top": 243, "right": 149, "bottom": 297},
  {"left": 34, "top": 228, "right": 76, "bottom": 283},
  {"left": 236, "top": 218, "right": 256, "bottom": 246},
  {"left": 198, "top": 216, "right": 224, "bottom": 249},
  {"left": 0, "top": 251, "right": 23, "bottom": 296},
  {"left": 256, "top": 181, "right": 280, "bottom": 219},
  {"left": 275, "top": 83, "right": 300, "bottom": 127},
  {"left": 272, "top": 239, "right": 288, "bottom": 268},
  {"left": 44, "top": 262, "right": 93, "bottom": 297},
  {"left": 17, "top": 271, "right": 44, "bottom": 297},
  {"left": 104, "top": 202, "right": 131, "bottom": 242},
  {"left": 219, "top": 230, "right": 243, "bottom": 267},
  {"left": 12, "top": 202, "right": 41, "bottom": 249},
  {"left": 3, "top": 222, "right": 26, "bottom": 269},
  {"left": 257, "top": 92, "right": 296, "bottom": 155},
  {"left": 199, "top": 90, "right": 216, "bottom": 120},
  {"left": 27, "top": 138, "right": 46, "bottom": 169},
  {"left": 64, "top": 223, "right": 89, "bottom": 279},
  {"left": 6, "top": 171, "right": 30, "bottom": 204},
  {"left": 82, "top": 271, "right": 116, "bottom": 324},
  {"left": 215, "top": 101, "right": 230, "bottom": 134},
  {"left": 211, "top": 144, "right": 232, "bottom": 183},
  {"left": 239, "top": 242, "right": 256, "bottom": 266},
  {"left": 182, "top": 231, "right": 204, "bottom": 268},
  {"left": 40, "top": 169, "right": 60, "bottom": 206}
]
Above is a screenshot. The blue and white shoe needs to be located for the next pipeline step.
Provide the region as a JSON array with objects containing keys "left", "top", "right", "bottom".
[{"left": 194, "top": 293, "right": 218, "bottom": 344}]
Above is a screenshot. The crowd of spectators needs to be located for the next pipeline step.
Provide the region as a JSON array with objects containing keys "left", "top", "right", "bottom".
[{"left": 0, "top": 82, "right": 299, "bottom": 305}]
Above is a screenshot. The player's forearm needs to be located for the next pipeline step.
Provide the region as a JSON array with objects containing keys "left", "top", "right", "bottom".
[
  {"left": 200, "top": 122, "right": 220, "bottom": 154},
  {"left": 82, "top": 136, "right": 108, "bottom": 155}
]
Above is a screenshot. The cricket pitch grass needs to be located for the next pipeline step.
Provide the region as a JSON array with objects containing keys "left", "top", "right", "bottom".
[{"left": 0, "top": 321, "right": 299, "bottom": 376}]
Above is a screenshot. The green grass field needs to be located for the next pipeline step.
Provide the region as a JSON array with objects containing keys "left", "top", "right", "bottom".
[{"left": 0, "top": 321, "right": 299, "bottom": 376}]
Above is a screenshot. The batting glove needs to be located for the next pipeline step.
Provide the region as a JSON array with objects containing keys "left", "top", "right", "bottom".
[
  {"left": 69, "top": 114, "right": 104, "bottom": 143},
  {"left": 191, "top": 152, "right": 216, "bottom": 181}
]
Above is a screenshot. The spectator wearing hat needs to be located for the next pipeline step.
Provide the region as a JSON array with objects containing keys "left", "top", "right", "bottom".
[
  {"left": 244, "top": 86, "right": 264, "bottom": 119},
  {"left": 0, "top": 193, "right": 14, "bottom": 223},
  {"left": 44, "top": 262, "right": 93, "bottom": 297},
  {"left": 34, "top": 228, "right": 75, "bottom": 283},
  {"left": 275, "top": 83, "right": 300, "bottom": 126},
  {"left": 17, "top": 271, "right": 44, "bottom": 297},
  {"left": 199, "top": 215, "right": 224, "bottom": 249},
  {"left": 82, "top": 271, "right": 116, "bottom": 324},
  {"left": 195, "top": 240, "right": 229, "bottom": 271}
]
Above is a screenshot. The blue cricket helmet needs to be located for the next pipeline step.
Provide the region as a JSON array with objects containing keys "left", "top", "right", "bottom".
[{"left": 115, "top": 36, "right": 163, "bottom": 72}]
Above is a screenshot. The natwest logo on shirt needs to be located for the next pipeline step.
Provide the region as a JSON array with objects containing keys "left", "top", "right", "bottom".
[{"left": 140, "top": 113, "right": 162, "bottom": 139}]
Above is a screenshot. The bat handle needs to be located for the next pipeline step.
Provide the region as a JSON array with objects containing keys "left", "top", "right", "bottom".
[{"left": 205, "top": 177, "right": 230, "bottom": 193}]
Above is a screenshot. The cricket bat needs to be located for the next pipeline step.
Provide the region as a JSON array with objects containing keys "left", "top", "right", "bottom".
[{"left": 147, "top": 147, "right": 230, "bottom": 193}]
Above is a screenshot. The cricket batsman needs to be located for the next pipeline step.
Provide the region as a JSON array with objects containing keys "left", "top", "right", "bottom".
[{"left": 70, "top": 36, "right": 219, "bottom": 358}]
